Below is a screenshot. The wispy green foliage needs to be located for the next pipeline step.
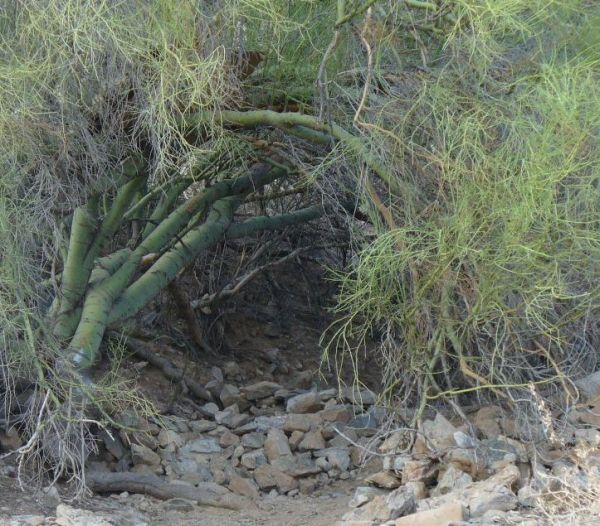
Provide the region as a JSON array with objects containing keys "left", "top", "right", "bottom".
[{"left": 323, "top": 1, "right": 600, "bottom": 406}]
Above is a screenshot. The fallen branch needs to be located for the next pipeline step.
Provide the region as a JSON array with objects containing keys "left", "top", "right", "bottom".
[
  {"left": 86, "top": 471, "right": 250, "bottom": 510},
  {"left": 191, "top": 247, "right": 309, "bottom": 310}
]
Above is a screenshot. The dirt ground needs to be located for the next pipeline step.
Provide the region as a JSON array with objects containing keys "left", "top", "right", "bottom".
[{"left": 0, "top": 466, "right": 353, "bottom": 525}]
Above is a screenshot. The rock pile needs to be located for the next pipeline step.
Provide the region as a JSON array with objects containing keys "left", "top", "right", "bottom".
[
  {"left": 338, "top": 407, "right": 600, "bottom": 526},
  {"left": 93, "top": 363, "right": 384, "bottom": 501}
]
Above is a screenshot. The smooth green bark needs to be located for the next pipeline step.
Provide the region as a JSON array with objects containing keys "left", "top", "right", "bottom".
[
  {"left": 108, "top": 196, "right": 240, "bottom": 324},
  {"left": 54, "top": 175, "right": 144, "bottom": 341},
  {"left": 186, "top": 109, "right": 416, "bottom": 201},
  {"left": 53, "top": 199, "right": 99, "bottom": 339},
  {"left": 141, "top": 180, "right": 191, "bottom": 240},
  {"left": 225, "top": 204, "right": 325, "bottom": 239},
  {"left": 67, "top": 167, "right": 290, "bottom": 369},
  {"left": 82, "top": 176, "right": 145, "bottom": 271}
]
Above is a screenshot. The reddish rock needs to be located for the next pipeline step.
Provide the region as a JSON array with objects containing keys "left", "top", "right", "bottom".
[
  {"left": 298, "top": 430, "right": 325, "bottom": 451},
  {"left": 228, "top": 474, "right": 260, "bottom": 499},
  {"left": 264, "top": 428, "right": 292, "bottom": 462}
]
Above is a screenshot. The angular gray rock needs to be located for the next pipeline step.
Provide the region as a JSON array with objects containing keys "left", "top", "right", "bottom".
[
  {"left": 241, "top": 449, "right": 268, "bottom": 470},
  {"left": 253, "top": 464, "right": 298, "bottom": 493},
  {"left": 189, "top": 419, "right": 217, "bottom": 433},
  {"left": 386, "top": 487, "right": 417, "bottom": 519},
  {"left": 240, "top": 381, "right": 282, "bottom": 401},
  {"left": 241, "top": 432, "right": 266, "bottom": 449},
  {"left": 422, "top": 413, "right": 458, "bottom": 450},
  {"left": 254, "top": 415, "right": 286, "bottom": 432},
  {"left": 182, "top": 437, "right": 222, "bottom": 454},
  {"left": 271, "top": 452, "right": 321, "bottom": 477},
  {"left": 342, "top": 386, "right": 376, "bottom": 406}
]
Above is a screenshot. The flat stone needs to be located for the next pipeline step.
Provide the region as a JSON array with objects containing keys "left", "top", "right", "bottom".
[
  {"left": 189, "top": 420, "right": 217, "bottom": 433},
  {"left": 169, "top": 457, "right": 196, "bottom": 475},
  {"left": 453, "top": 431, "right": 477, "bottom": 449},
  {"left": 286, "top": 392, "right": 322, "bottom": 413},
  {"left": 241, "top": 381, "right": 282, "bottom": 401},
  {"left": 241, "top": 432, "right": 266, "bottom": 449},
  {"left": 254, "top": 464, "right": 298, "bottom": 493},
  {"left": 131, "top": 444, "right": 161, "bottom": 467},
  {"left": 484, "top": 436, "right": 528, "bottom": 463},
  {"left": 298, "top": 430, "right": 325, "bottom": 451},
  {"left": 271, "top": 452, "right": 320, "bottom": 477},
  {"left": 254, "top": 415, "right": 286, "bottom": 432},
  {"left": 182, "top": 437, "right": 221, "bottom": 454}
]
